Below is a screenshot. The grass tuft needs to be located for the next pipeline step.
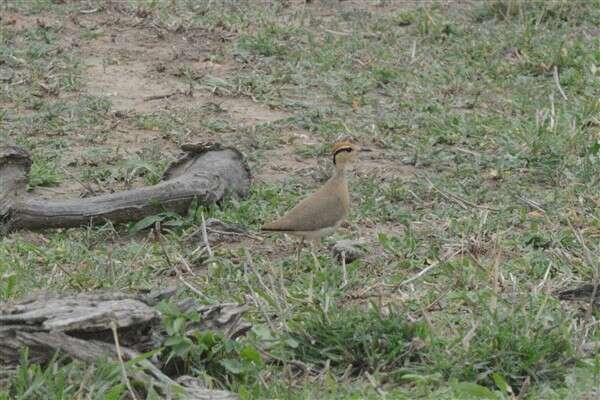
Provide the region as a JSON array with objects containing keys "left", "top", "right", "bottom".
[{"left": 287, "top": 306, "right": 423, "bottom": 375}]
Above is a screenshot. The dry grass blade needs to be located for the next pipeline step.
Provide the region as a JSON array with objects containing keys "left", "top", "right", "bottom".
[
  {"left": 553, "top": 65, "right": 568, "bottom": 101},
  {"left": 461, "top": 321, "right": 480, "bottom": 350},
  {"left": 513, "top": 194, "right": 546, "bottom": 213},
  {"left": 143, "top": 90, "right": 183, "bottom": 102},
  {"left": 201, "top": 212, "right": 214, "bottom": 259},
  {"left": 392, "top": 249, "right": 462, "bottom": 290},
  {"left": 418, "top": 174, "right": 499, "bottom": 212},
  {"left": 110, "top": 321, "right": 140, "bottom": 400},
  {"left": 257, "top": 347, "right": 315, "bottom": 376}
]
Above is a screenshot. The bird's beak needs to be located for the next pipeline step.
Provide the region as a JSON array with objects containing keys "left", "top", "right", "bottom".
[{"left": 360, "top": 147, "right": 373, "bottom": 153}]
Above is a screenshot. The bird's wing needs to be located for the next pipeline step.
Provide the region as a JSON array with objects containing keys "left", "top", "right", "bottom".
[{"left": 262, "top": 187, "right": 347, "bottom": 232}]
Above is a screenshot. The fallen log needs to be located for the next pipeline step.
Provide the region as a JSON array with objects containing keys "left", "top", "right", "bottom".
[
  {"left": 0, "top": 289, "right": 250, "bottom": 399},
  {"left": 0, "top": 142, "right": 251, "bottom": 234}
]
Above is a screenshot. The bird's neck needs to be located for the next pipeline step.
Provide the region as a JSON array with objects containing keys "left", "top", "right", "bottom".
[{"left": 333, "top": 163, "right": 347, "bottom": 179}]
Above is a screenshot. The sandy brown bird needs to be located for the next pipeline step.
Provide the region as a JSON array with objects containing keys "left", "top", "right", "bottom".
[{"left": 262, "top": 139, "right": 364, "bottom": 265}]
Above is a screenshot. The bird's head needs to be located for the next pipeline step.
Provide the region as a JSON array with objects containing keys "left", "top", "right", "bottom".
[{"left": 331, "top": 139, "right": 369, "bottom": 167}]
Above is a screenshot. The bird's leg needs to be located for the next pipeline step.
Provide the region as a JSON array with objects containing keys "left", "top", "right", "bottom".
[
  {"left": 307, "top": 269, "right": 314, "bottom": 304},
  {"left": 341, "top": 252, "right": 348, "bottom": 288},
  {"left": 307, "top": 239, "right": 320, "bottom": 304},
  {"left": 310, "top": 239, "right": 321, "bottom": 272},
  {"left": 296, "top": 237, "right": 305, "bottom": 267}
]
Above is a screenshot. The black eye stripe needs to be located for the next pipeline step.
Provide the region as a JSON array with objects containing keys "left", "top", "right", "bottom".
[
  {"left": 332, "top": 147, "right": 353, "bottom": 164},
  {"left": 333, "top": 147, "right": 353, "bottom": 155}
]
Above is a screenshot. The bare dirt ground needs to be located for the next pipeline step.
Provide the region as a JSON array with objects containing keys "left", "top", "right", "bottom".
[{"left": 4, "top": 1, "right": 415, "bottom": 196}]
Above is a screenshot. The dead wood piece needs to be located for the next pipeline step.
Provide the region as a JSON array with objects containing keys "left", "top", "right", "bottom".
[
  {"left": 11, "top": 286, "right": 178, "bottom": 307},
  {"left": 0, "top": 297, "right": 158, "bottom": 331},
  {"left": 0, "top": 146, "right": 32, "bottom": 169},
  {"left": 0, "top": 142, "right": 251, "bottom": 233},
  {"left": 0, "top": 289, "right": 246, "bottom": 399},
  {"left": 16, "top": 331, "right": 117, "bottom": 364},
  {"left": 0, "top": 293, "right": 161, "bottom": 365},
  {"left": 0, "top": 146, "right": 32, "bottom": 225},
  {"left": 556, "top": 284, "right": 600, "bottom": 306},
  {"left": 178, "top": 300, "right": 252, "bottom": 339}
]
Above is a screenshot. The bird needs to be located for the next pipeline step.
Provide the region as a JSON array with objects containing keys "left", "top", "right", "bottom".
[{"left": 261, "top": 139, "right": 366, "bottom": 268}]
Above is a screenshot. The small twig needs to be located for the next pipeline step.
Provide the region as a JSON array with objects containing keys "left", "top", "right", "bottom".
[
  {"left": 323, "top": 28, "right": 353, "bottom": 36},
  {"left": 110, "top": 321, "right": 139, "bottom": 400},
  {"left": 553, "top": 65, "right": 568, "bottom": 101},
  {"left": 61, "top": 167, "right": 96, "bottom": 196},
  {"left": 421, "top": 287, "right": 450, "bottom": 313},
  {"left": 243, "top": 271, "right": 276, "bottom": 332},
  {"left": 346, "top": 282, "right": 385, "bottom": 300},
  {"left": 257, "top": 347, "right": 314, "bottom": 375},
  {"left": 178, "top": 273, "right": 212, "bottom": 302},
  {"left": 316, "top": 359, "right": 330, "bottom": 384},
  {"left": 158, "top": 229, "right": 212, "bottom": 302},
  {"left": 517, "top": 376, "right": 531, "bottom": 400},
  {"left": 490, "top": 240, "right": 501, "bottom": 313},
  {"left": 53, "top": 263, "right": 85, "bottom": 291},
  {"left": 419, "top": 174, "right": 499, "bottom": 212},
  {"left": 323, "top": 28, "right": 378, "bottom": 39},
  {"left": 179, "top": 254, "right": 195, "bottom": 276},
  {"left": 206, "top": 227, "right": 263, "bottom": 241},
  {"left": 80, "top": 8, "right": 99, "bottom": 14},
  {"left": 509, "top": 272, "right": 518, "bottom": 314},
  {"left": 514, "top": 194, "right": 545, "bottom": 213},
  {"left": 155, "top": 225, "right": 174, "bottom": 268},
  {"left": 455, "top": 147, "right": 481, "bottom": 157},
  {"left": 536, "top": 262, "right": 552, "bottom": 291},
  {"left": 244, "top": 248, "right": 277, "bottom": 305},
  {"left": 187, "top": 223, "right": 262, "bottom": 242},
  {"left": 461, "top": 321, "right": 480, "bottom": 350},
  {"left": 191, "top": 244, "right": 208, "bottom": 257},
  {"left": 434, "top": 186, "right": 468, "bottom": 209},
  {"left": 393, "top": 249, "right": 461, "bottom": 290},
  {"left": 118, "top": 347, "right": 192, "bottom": 396},
  {"left": 173, "top": 255, "right": 213, "bottom": 302},
  {"left": 410, "top": 39, "right": 417, "bottom": 63},
  {"left": 365, "top": 371, "right": 386, "bottom": 396},
  {"left": 143, "top": 90, "right": 182, "bottom": 102},
  {"left": 73, "top": 366, "right": 95, "bottom": 399}
]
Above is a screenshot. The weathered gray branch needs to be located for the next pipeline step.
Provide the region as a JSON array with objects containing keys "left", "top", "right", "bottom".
[
  {"left": 0, "top": 289, "right": 249, "bottom": 399},
  {"left": 0, "top": 143, "right": 251, "bottom": 233},
  {"left": 0, "top": 146, "right": 31, "bottom": 225}
]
